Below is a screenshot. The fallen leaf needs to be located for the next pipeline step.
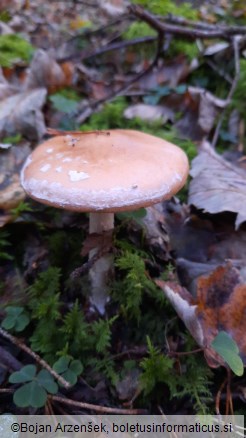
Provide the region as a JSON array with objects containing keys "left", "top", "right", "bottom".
[
  {"left": 204, "top": 41, "right": 229, "bottom": 56},
  {"left": 124, "top": 104, "right": 174, "bottom": 124},
  {"left": 0, "top": 67, "right": 17, "bottom": 100},
  {"left": 188, "top": 86, "right": 227, "bottom": 134},
  {"left": 189, "top": 141, "right": 246, "bottom": 229},
  {"left": 25, "top": 49, "right": 74, "bottom": 93},
  {"left": 0, "top": 88, "right": 47, "bottom": 140},
  {"left": 0, "top": 143, "right": 31, "bottom": 211},
  {"left": 156, "top": 263, "right": 246, "bottom": 369}
]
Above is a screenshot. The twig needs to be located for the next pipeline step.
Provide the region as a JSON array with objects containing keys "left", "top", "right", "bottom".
[
  {"left": 129, "top": 5, "right": 246, "bottom": 39},
  {"left": 63, "top": 13, "right": 129, "bottom": 50},
  {"left": 226, "top": 368, "right": 233, "bottom": 415},
  {"left": 163, "top": 14, "right": 246, "bottom": 34},
  {"left": 50, "top": 394, "right": 146, "bottom": 414},
  {"left": 70, "top": 246, "right": 112, "bottom": 278},
  {"left": 168, "top": 347, "right": 204, "bottom": 357},
  {"left": 215, "top": 376, "right": 228, "bottom": 415},
  {"left": 205, "top": 59, "right": 233, "bottom": 85},
  {"left": 211, "top": 35, "right": 241, "bottom": 148},
  {"left": 68, "top": 36, "right": 157, "bottom": 63},
  {"left": 76, "top": 31, "right": 164, "bottom": 122},
  {"left": 0, "top": 327, "right": 71, "bottom": 390}
]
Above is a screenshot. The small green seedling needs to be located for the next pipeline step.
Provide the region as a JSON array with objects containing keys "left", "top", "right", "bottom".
[
  {"left": 211, "top": 331, "right": 244, "bottom": 376},
  {"left": 53, "top": 356, "right": 83, "bottom": 386},
  {"left": 9, "top": 365, "right": 58, "bottom": 408},
  {"left": 1, "top": 307, "right": 30, "bottom": 332}
]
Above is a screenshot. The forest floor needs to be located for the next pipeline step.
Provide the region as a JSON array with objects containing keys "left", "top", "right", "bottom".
[{"left": 0, "top": 0, "right": 246, "bottom": 420}]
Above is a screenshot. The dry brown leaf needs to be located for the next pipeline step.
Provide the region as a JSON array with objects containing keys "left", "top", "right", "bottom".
[
  {"left": 25, "top": 49, "right": 74, "bottom": 93},
  {"left": 0, "top": 143, "right": 31, "bottom": 213},
  {"left": 124, "top": 104, "right": 174, "bottom": 124},
  {"left": 189, "top": 141, "right": 246, "bottom": 229},
  {"left": 0, "top": 88, "right": 46, "bottom": 140},
  {"left": 0, "top": 68, "right": 17, "bottom": 100},
  {"left": 156, "top": 262, "right": 246, "bottom": 368}
]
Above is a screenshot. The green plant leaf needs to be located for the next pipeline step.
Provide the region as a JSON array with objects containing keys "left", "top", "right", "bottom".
[
  {"left": 2, "top": 307, "right": 30, "bottom": 332},
  {"left": 174, "top": 84, "right": 187, "bottom": 94},
  {"left": 36, "top": 370, "right": 58, "bottom": 394},
  {"left": 69, "top": 359, "right": 83, "bottom": 375},
  {"left": 1, "top": 316, "right": 16, "bottom": 330},
  {"left": 61, "top": 369, "right": 77, "bottom": 386},
  {"left": 53, "top": 356, "right": 70, "bottom": 373},
  {"left": 49, "top": 95, "right": 78, "bottom": 114},
  {"left": 14, "top": 314, "right": 30, "bottom": 331},
  {"left": 211, "top": 331, "right": 244, "bottom": 376},
  {"left": 13, "top": 381, "right": 47, "bottom": 408},
  {"left": 9, "top": 365, "right": 37, "bottom": 384}
]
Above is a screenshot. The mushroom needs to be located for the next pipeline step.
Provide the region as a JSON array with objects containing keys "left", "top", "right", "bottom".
[{"left": 20, "top": 129, "right": 189, "bottom": 314}]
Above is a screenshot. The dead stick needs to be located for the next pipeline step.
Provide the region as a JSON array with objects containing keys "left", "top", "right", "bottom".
[
  {"left": 50, "top": 394, "right": 146, "bottom": 414},
  {"left": 163, "top": 14, "right": 246, "bottom": 34},
  {"left": 212, "top": 36, "right": 240, "bottom": 148},
  {"left": 215, "top": 376, "right": 228, "bottom": 415},
  {"left": 129, "top": 5, "right": 246, "bottom": 39},
  {"left": 60, "top": 36, "right": 157, "bottom": 63},
  {"left": 0, "top": 327, "right": 71, "bottom": 389}
]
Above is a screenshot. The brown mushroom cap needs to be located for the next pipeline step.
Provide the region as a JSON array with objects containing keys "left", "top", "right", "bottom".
[{"left": 21, "top": 129, "right": 189, "bottom": 212}]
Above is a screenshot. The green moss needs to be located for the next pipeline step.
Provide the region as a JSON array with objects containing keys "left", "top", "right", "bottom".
[
  {"left": 169, "top": 39, "right": 199, "bottom": 61},
  {"left": 80, "top": 97, "right": 196, "bottom": 163},
  {"left": 0, "top": 10, "right": 11, "bottom": 23},
  {"left": 80, "top": 98, "right": 127, "bottom": 130},
  {"left": 123, "top": 22, "right": 156, "bottom": 40},
  {"left": 132, "top": 0, "right": 198, "bottom": 20},
  {"left": 0, "top": 34, "right": 34, "bottom": 67}
]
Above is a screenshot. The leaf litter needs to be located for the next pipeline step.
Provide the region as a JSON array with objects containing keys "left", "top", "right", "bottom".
[{"left": 1, "top": 0, "right": 246, "bottom": 416}]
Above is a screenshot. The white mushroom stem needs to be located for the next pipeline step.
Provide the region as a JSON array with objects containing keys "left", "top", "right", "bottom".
[{"left": 89, "top": 212, "right": 114, "bottom": 314}]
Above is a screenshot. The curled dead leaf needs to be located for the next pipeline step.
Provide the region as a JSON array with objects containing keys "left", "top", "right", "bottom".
[
  {"left": 189, "top": 141, "right": 246, "bottom": 229},
  {"left": 25, "top": 49, "right": 74, "bottom": 93},
  {"left": 124, "top": 104, "right": 174, "bottom": 124},
  {"left": 0, "top": 88, "right": 47, "bottom": 140},
  {"left": 156, "top": 263, "right": 246, "bottom": 368},
  {"left": 0, "top": 143, "right": 31, "bottom": 215}
]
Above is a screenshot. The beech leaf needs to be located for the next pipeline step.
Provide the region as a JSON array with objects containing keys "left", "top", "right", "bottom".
[{"left": 189, "top": 141, "right": 246, "bottom": 229}]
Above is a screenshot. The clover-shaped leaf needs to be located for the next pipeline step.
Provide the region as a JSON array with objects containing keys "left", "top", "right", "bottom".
[
  {"left": 53, "top": 356, "right": 83, "bottom": 386},
  {"left": 2, "top": 306, "right": 30, "bottom": 332},
  {"left": 13, "top": 381, "right": 47, "bottom": 408},
  {"left": 9, "top": 365, "right": 58, "bottom": 408},
  {"left": 9, "top": 365, "right": 36, "bottom": 384}
]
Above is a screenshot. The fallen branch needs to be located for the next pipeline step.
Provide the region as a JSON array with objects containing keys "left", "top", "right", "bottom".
[
  {"left": 61, "top": 36, "right": 156, "bottom": 63},
  {"left": 129, "top": 4, "right": 246, "bottom": 39},
  {"left": 163, "top": 13, "right": 246, "bottom": 34},
  {"left": 50, "top": 394, "right": 146, "bottom": 414},
  {"left": 212, "top": 35, "right": 241, "bottom": 148},
  {"left": 0, "top": 327, "right": 71, "bottom": 389}
]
